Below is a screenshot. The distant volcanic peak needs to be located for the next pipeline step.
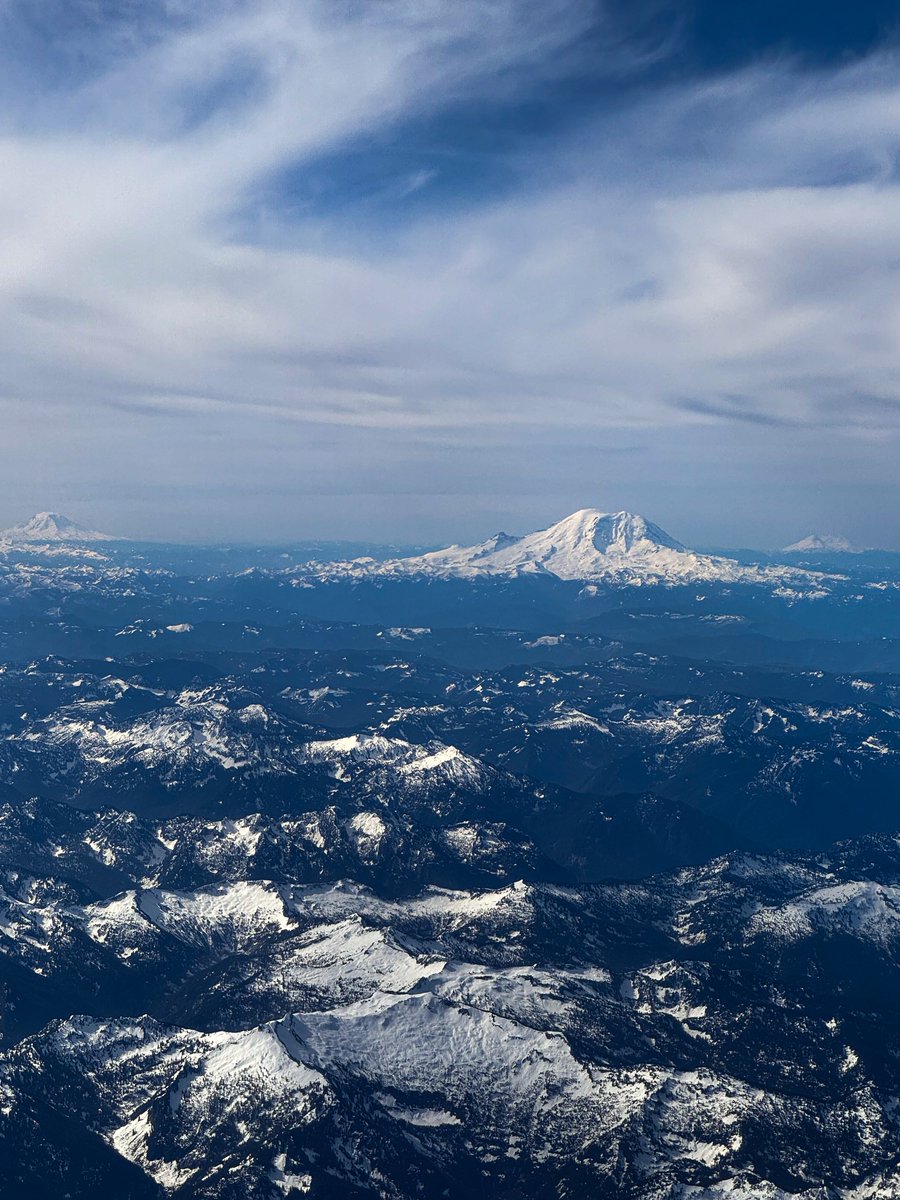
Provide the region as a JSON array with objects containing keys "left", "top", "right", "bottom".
[
  {"left": 300, "top": 508, "right": 829, "bottom": 588},
  {"left": 783, "top": 534, "right": 860, "bottom": 554},
  {"left": 2, "top": 511, "right": 120, "bottom": 542},
  {"left": 377, "top": 507, "right": 738, "bottom": 583}
]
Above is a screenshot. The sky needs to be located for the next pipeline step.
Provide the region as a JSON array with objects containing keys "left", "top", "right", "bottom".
[{"left": 1, "top": 0, "right": 900, "bottom": 548}]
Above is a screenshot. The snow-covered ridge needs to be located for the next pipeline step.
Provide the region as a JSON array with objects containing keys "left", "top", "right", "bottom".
[
  {"left": 302, "top": 733, "right": 490, "bottom": 787},
  {"left": 6, "top": 707, "right": 494, "bottom": 795},
  {"left": 6, "top": 842, "right": 900, "bottom": 1197},
  {"left": 748, "top": 881, "right": 900, "bottom": 946},
  {"left": 8, "top": 862, "right": 898, "bottom": 1200},
  {"left": 0, "top": 510, "right": 120, "bottom": 542},
  {"left": 299, "top": 508, "right": 832, "bottom": 588}
]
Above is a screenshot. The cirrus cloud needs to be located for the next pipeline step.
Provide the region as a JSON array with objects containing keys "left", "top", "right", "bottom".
[{"left": 1, "top": 0, "right": 899, "bottom": 544}]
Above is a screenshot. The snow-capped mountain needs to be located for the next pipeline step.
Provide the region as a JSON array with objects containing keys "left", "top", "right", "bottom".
[
  {"left": 0, "top": 510, "right": 119, "bottom": 542},
  {"left": 783, "top": 533, "right": 861, "bottom": 554},
  {"left": 406, "top": 509, "right": 691, "bottom": 579},
  {"left": 0, "top": 511, "right": 899, "bottom": 1199},
  {"left": 312, "top": 509, "right": 825, "bottom": 587}
]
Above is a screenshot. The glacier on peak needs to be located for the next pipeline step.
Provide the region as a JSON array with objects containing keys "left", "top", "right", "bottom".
[
  {"left": 315, "top": 508, "right": 828, "bottom": 587},
  {"left": 409, "top": 509, "right": 690, "bottom": 580}
]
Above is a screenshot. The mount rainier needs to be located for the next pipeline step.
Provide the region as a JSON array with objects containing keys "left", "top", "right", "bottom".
[{"left": 304, "top": 508, "right": 829, "bottom": 588}]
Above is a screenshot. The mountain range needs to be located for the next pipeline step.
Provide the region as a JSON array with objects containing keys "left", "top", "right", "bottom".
[
  {"left": 1, "top": 513, "right": 900, "bottom": 1196},
  {"left": 0, "top": 509, "right": 883, "bottom": 577}
]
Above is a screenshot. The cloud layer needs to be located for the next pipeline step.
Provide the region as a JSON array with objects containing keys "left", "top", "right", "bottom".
[{"left": 2, "top": 0, "right": 899, "bottom": 544}]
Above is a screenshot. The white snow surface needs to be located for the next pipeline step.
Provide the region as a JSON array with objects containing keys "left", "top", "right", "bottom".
[
  {"left": 302, "top": 732, "right": 491, "bottom": 788},
  {"left": 747, "top": 882, "right": 900, "bottom": 947},
  {"left": 304, "top": 509, "right": 832, "bottom": 588},
  {"left": 80, "top": 880, "right": 296, "bottom": 954}
]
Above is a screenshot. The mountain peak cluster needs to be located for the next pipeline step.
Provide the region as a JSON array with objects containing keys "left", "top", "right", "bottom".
[{"left": 0, "top": 506, "right": 874, "bottom": 567}]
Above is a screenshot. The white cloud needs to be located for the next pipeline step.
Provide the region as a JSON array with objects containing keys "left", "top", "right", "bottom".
[{"left": 1, "top": 1, "right": 899, "bottom": 541}]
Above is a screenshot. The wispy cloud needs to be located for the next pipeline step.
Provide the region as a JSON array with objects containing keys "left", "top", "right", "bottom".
[{"left": 1, "top": 0, "right": 899, "bottom": 542}]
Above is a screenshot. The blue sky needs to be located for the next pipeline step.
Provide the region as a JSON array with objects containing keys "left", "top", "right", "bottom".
[{"left": 1, "top": 0, "right": 900, "bottom": 546}]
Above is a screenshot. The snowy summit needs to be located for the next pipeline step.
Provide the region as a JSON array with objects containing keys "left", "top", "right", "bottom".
[
  {"left": 0, "top": 511, "right": 119, "bottom": 543},
  {"left": 405, "top": 509, "right": 692, "bottom": 580},
  {"left": 327, "top": 508, "right": 823, "bottom": 587}
]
